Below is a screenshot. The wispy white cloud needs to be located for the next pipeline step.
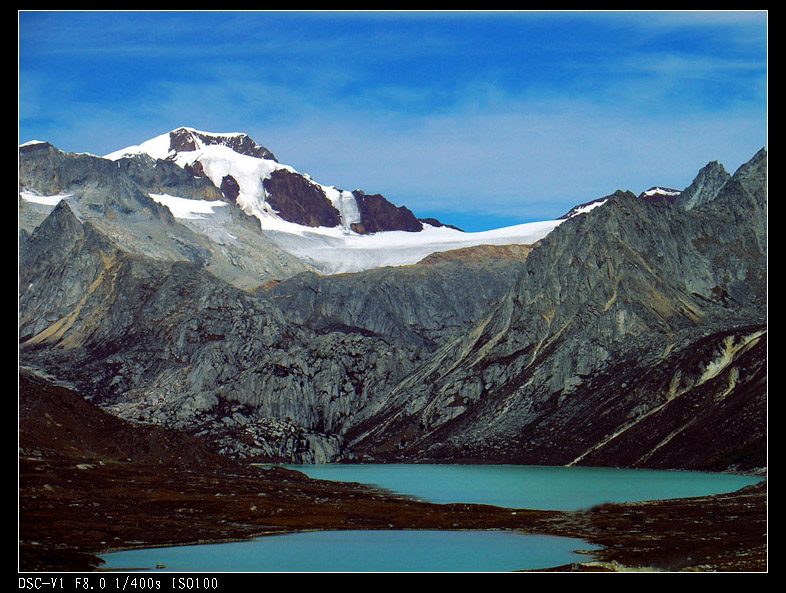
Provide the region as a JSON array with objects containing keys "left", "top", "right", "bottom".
[
  {"left": 249, "top": 95, "right": 765, "bottom": 222},
  {"left": 19, "top": 10, "right": 767, "bottom": 229}
]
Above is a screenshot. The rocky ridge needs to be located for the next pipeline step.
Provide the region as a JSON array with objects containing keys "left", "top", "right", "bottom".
[
  {"left": 346, "top": 149, "right": 767, "bottom": 469},
  {"left": 674, "top": 160, "right": 731, "bottom": 210}
]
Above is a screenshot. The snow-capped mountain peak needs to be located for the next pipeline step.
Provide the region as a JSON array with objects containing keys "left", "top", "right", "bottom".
[
  {"left": 96, "top": 126, "right": 564, "bottom": 274},
  {"left": 105, "top": 126, "right": 278, "bottom": 163},
  {"left": 638, "top": 186, "right": 682, "bottom": 204},
  {"left": 105, "top": 127, "right": 364, "bottom": 234}
]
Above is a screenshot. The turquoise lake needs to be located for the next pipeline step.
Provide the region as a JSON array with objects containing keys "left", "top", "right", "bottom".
[
  {"left": 100, "top": 530, "right": 598, "bottom": 573},
  {"left": 280, "top": 463, "right": 762, "bottom": 511},
  {"left": 99, "top": 464, "right": 761, "bottom": 572}
]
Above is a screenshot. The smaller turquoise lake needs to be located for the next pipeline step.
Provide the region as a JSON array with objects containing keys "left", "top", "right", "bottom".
[
  {"left": 99, "top": 464, "right": 761, "bottom": 572},
  {"left": 100, "top": 530, "right": 597, "bottom": 573}
]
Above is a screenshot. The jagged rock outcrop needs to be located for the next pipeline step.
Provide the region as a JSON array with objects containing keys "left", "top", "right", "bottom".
[
  {"left": 674, "top": 160, "right": 731, "bottom": 210},
  {"left": 167, "top": 126, "right": 278, "bottom": 161},
  {"left": 219, "top": 174, "right": 241, "bottom": 202}
]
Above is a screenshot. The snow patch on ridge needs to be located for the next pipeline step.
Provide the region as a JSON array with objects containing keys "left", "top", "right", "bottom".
[
  {"left": 148, "top": 193, "right": 229, "bottom": 220},
  {"left": 20, "top": 190, "right": 74, "bottom": 206},
  {"left": 642, "top": 187, "right": 681, "bottom": 197},
  {"left": 568, "top": 200, "right": 607, "bottom": 217}
]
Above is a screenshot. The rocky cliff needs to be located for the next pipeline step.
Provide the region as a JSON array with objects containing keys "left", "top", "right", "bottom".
[{"left": 674, "top": 160, "right": 731, "bottom": 210}]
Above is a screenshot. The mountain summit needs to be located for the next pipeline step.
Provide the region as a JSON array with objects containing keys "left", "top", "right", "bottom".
[
  {"left": 105, "top": 126, "right": 432, "bottom": 235},
  {"left": 105, "top": 126, "right": 279, "bottom": 162}
]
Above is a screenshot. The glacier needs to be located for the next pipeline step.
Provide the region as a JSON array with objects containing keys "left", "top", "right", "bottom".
[{"left": 102, "top": 127, "right": 564, "bottom": 274}]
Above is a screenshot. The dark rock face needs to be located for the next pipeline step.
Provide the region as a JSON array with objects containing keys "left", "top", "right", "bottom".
[
  {"left": 351, "top": 190, "right": 424, "bottom": 233},
  {"left": 220, "top": 174, "right": 241, "bottom": 202},
  {"left": 263, "top": 169, "right": 342, "bottom": 228},
  {"left": 185, "top": 159, "right": 208, "bottom": 179},
  {"left": 168, "top": 127, "right": 199, "bottom": 152},
  {"left": 168, "top": 127, "right": 278, "bottom": 161}
]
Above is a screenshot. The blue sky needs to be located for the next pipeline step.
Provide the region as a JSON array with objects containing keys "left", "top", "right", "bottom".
[{"left": 19, "top": 11, "right": 767, "bottom": 231}]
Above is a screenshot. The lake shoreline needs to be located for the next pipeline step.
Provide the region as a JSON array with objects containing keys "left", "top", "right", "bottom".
[{"left": 20, "top": 457, "right": 767, "bottom": 573}]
